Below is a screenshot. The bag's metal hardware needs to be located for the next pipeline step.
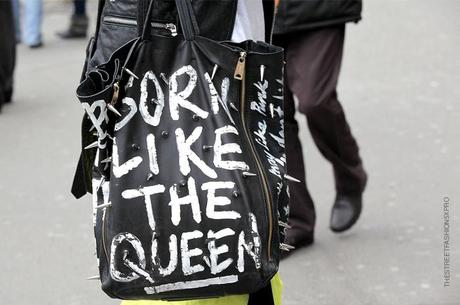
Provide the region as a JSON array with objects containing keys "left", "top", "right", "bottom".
[
  {"left": 229, "top": 102, "right": 238, "bottom": 112},
  {"left": 242, "top": 172, "right": 257, "bottom": 178},
  {"left": 95, "top": 202, "right": 112, "bottom": 210},
  {"left": 84, "top": 141, "right": 98, "bottom": 150},
  {"left": 232, "top": 191, "right": 240, "bottom": 198},
  {"left": 86, "top": 275, "right": 100, "bottom": 280},
  {"left": 107, "top": 103, "right": 122, "bottom": 117},
  {"left": 131, "top": 144, "right": 140, "bottom": 151},
  {"left": 192, "top": 114, "right": 200, "bottom": 122},
  {"left": 147, "top": 173, "right": 154, "bottom": 181},
  {"left": 96, "top": 176, "right": 106, "bottom": 192},
  {"left": 260, "top": 65, "right": 265, "bottom": 82},
  {"left": 124, "top": 68, "right": 139, "bottom": 80},
  {"left": 280, "top": 243, "right": 295, "bottom": 251},
  {"left": 150, "top": 98, "right": 163, "bottom": 107},
  {"left": 89, "top": 125, "right": 96, "bottom": 132},
  {"left": 160, "top": 73, "right": 169, "bottom": 85},
  {"left": 122, "top": 250, "right": 129, "bottom": 261},
  {"left": 269, "top": 103, "right": 275, "bottom": 118},
  {"left": 234, "top": 52, "right": 247, "bottom": 80},
  {"left": 164, "top": 23, "right": 178, "bottom": 36},
  {"left": 236, "top": 53, "right": 275, "bottom": 261},
  {"left": 284, "top": 174, "right": 301, "bottom": 183},
  {"left": 211, "top": 64, "right": 218, "bottom": 80},
  {"left": 179, "top": 179, "right": 187, "bottom": 187},
  {"left": 202, "top": 145, "right": 213, "bottom": 151},
  {"left": 278, "top": 221, "right": 292, "bottom": 229},
  {"left": 100, "top": 156, "right": 112, "bottom": 164},
  {"left": 279, "top": 245, "right": 290, "bottom": 252},
  {"left": 110, "top": 82, "right": 120, "bottom": 105},
  {"left": 161, "top": 131, "right": 169, "bottom": 138}
]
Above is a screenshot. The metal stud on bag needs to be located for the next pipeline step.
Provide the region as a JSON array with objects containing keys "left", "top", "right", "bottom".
[
  {"left": 229, "top": 102, "right": 239, "bottom": 112},
  {"left": 260, "top": 65, "right": 265, "bottom": 82},
  {"left": 269, "top": 103, "right": 275, "bottom": 118},
  {"left": 86, "top": 275, "right": 100, "bottom": 280},
  {"left": 160, "top": 73, "right": 169, "bottom": 85},
  {"left": 284, "top": 174, "right": 301, "bottom": 183},
  {"left": 100, "top": 156, "right": 112, "bottom": 164},
  {"left": 96, "top": 176, "right": 105, "bottom": 192},
  {"left": 211, "top": 64, "right": 219, "bottom": 80},
  {"left": 278, "top": 221, "right": 292, "bottom": 229},
  {"left": 242, "top": 172, "right": 257, "bottom": 178},
  {"left": 84, "top": 141, "right": 98, "bottom": 150},
  {"left": 279, "top": 243, "right": 295, "bottom": 252},
  {"left": 95, "top": 202, "right": 112, "bottom": 210},
  {"left": 124, "top": 68, "right": 139, "bottom": 80},
  {"left": 202, "top": 145, "right": 213, "bottom": 151},
  {"left": 107, "top": 103, "right": 122, "bottom": 117}
]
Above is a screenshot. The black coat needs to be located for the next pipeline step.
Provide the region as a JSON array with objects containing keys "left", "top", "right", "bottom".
[
  {"left": 88, "top": 0, "right": 275, "bottom": 70},
  {"left": 274, "top": 0, "right": 362, "bottom": 35},
  {"left": 0, "top": 0, "right": 16, "bottom": 108}
]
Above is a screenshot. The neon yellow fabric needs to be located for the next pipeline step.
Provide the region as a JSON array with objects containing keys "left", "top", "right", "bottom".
[{"left": 122, "top": 273, "right": 283, "bottom": 305}]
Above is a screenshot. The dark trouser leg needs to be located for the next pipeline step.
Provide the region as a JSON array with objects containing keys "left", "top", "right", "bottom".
[
  {"left": 58, "top": 0, "right": 88, "bottom": 39},
  {"left": 272, "top": 34, "right": 316, "bottom": 244},
  {"left": 285, "top": 25, "right": 367, "bottom": 195},
  {"left": 283, "top": 79, "right": 316, "bottom": 241},
  {"left": 74, "top": 0, "right": 86, "bottom": 16}
]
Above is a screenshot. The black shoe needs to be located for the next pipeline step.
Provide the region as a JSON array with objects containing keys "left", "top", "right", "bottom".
[
  {"left": 57, "top": 14, "right": 88, "bottom": 39},
  {"left": 330, "top": 193, "right": 363, "bottom": 233}
]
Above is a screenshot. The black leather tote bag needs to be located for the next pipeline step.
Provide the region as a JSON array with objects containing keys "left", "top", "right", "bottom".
[{"left": 76, "top": 0, "right": 290, "bottom": 300}]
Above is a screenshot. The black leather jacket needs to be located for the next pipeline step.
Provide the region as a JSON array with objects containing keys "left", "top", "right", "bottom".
[
  {"left": 274, "top": 0, "right": 362, "bottom": 35},
  {"left": 89, "top": 0, "right": 275, "bottom": 70},
  {"left": 73, "top": 0, "right": 276, "bottom": 199}
]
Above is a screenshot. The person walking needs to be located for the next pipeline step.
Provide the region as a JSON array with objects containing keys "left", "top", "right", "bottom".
[
  {"left": 273, "top": 0, "right": 367, "bottom": 250},
  {"left": 0, "top": 0, "right": 17, "bottom": 112},
  {"left": 24, "top": 0, "right": 44, "bottom": 48},
  {"left": 57, "top": 0, "right": 89, "bottom": 39}
]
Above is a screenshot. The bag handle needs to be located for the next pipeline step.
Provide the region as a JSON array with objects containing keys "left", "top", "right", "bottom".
[{"left": 141, "top": 0, "right": 200, "bottom": 41}]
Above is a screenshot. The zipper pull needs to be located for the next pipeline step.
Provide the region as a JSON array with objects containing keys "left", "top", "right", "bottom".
[
  {"left": 110, "top": 81, "right": 120, "bottom": 105},
  {"left": 234, "top": 51, "right": 247, "bottom": 80},
  {"left": 166, "top": 23, "right": 178, "bottom": 36}
]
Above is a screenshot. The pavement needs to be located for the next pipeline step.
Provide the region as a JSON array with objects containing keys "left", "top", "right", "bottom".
[{"left": 0, "top": 1, "right": 459, "bottom": 305}]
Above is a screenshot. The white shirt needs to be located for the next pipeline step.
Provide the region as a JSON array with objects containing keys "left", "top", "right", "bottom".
[{"left": 231, "top": 0, "right": 265, "bottom": 42}]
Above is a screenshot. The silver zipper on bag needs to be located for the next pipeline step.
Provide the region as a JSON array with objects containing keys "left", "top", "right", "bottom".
[
  {"left": 155, "top": 22, "right": 178, "bottom": 36},
  {"left": 103, "top": 16, "right": 177, "bottom": 36}
]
